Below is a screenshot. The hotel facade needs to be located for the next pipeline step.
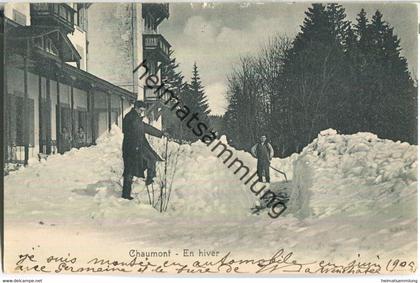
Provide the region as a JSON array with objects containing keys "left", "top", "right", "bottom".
[{"left": 2, "top": 3, "right": 171, "bottom": 169}]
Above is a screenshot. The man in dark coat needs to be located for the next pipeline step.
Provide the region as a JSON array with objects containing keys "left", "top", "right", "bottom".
[
  {"left": 122, "top": 100, "right": 165, "bottom": 200},
  {"left": 251, "top": 135, "right": 274, "bottom": 183}
]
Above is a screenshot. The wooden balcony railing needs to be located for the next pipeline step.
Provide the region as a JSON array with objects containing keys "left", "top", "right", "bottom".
[
  {"left": 144, "top": 86, "right": 161, "bottom": 101},
  {"left": 143, "top": 3, "right": 169, "bottom": 21},
  {"left": 30, "top": 3, "right": 75, "bottom": 33},
  {"left": 143, "top": 34, "right": 171, "bottom": 63}
]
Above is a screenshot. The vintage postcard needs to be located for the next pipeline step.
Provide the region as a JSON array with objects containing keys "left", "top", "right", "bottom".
[{"left": 1, "top": 1, "right": 418, "bottom": 279}]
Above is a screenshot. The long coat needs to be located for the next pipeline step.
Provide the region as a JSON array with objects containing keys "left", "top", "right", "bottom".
[{"left": 122, "top": 108, "right": 163, "bottom": 178}]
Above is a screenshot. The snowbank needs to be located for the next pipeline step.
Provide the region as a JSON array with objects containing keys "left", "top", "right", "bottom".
[
  {"left": 4, "top": 126, "right": 417, "bottom": 263},
  {"left": 5, "top": 126, "right": 417, "bottom": 222},
  {"left": 294, "top": 129, "right": 417, "bottom": 218}
]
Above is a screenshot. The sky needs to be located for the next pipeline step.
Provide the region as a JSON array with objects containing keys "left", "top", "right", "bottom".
[{"left": 159, "top": 3, "right": 418, "bottom": 116}]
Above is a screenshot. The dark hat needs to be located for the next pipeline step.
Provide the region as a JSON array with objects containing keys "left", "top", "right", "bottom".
[{"left": 134, "top": 100, "right": 147, "bottom": 108}]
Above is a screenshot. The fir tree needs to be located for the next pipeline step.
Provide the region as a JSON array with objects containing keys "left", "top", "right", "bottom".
[
  {"left": 160, "top": 50, "right": 188, "bottom": 141},
  {"left": 223, "top": 77, "right": 241, "bottom": 146},
  {"left": 223, "top": 5, "right": 417, "bottom": 157},
  {"left": 283, "top": 3, "right": 348, "bottom": 149},
  {"left": 189, "top": 63, "right": 211, "bottom": 117},
  {"left": 182, "top": 63, "right": 211, "bottom": 141},
  {"left": 369, "top": 11, "right": 416, "bottom": 142},
  {"left": 355, "top": 9, "right": 369, "bottom": 50},
  {"left": 327, "top": 3, "right": 350, "bottom": 46}
]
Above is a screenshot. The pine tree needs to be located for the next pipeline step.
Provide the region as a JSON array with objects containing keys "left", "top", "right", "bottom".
[
  {"left": 355, "top": 9, "right": 369, "bottom": 50},
  {"left": 327, "top": 3, "right": 350, "bottom": 46},
  {"left": 182, "top": 63, "right": 211, "bottom": 141},
  {"left": 346, "top": 9, "right": 373, "bottom": 133},
  {"left": 222, "top": 5, "right": 417, "bottom": 156},
  {"left": 222, "top": 56, "right": 261, "bottom": 150},
  {"left": 324, "top": 3, "right": 351, "bottom": 130},
  {"left": 162, "top": 51, "right": 185, "bottom": 91},
  {"left": 369, "top": 11, "right": 416, "bottom": 142},
  {"left": 342, "top": 23, "right": 362, "bottom": 133},
  {"left": 351, "top": 9, "right": 417, "bottom": 143},
  {"left": 160, "top": 50, "right": 188, "bottom": 141},
  {"left": 189, "top": 63, "right": 211, "bottom": 117},
  {"left": 223, "top": 77, "right": 241, "bottom": 146},
  {"left": 283, "top": 3, "right": 348, "bottom": 150}
]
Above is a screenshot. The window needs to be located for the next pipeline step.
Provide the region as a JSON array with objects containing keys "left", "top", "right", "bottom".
[
  {"left": 76, "top": 5, "right": 86, "bottom": 31},
  {"left": 33, "top": 37, "right": 44, "bottom": 49},
  {"left": 39, "top": 98, "right": 51, "bottom": 154},
  {"left": 60, "top": 107, "right": 72, "bottom": 135},
  {"left": 45, "top": 38, "right": 58, "bottom": 56},
  {"left": 77, "top": 110, "right": 88, "bottom": 136},
  {"left": 32, "top": 3, "right": 49, "bottom": 12},
  {"left": 53, "top": 4, "right": 59, "bottom": 15},
  {"left": 12, "top": 9, "right": 26, "bottom": 26},
  {"left": 57, "top": 4, "right": 72, "bottom": 23},
  {"left": 75, "top": 44, "right": 85, "bottom": 70},
  {"left": 59, "top": 106, "right": 72, "bottom": 153},
  {"left": 13, "top": 95, "right": 35, "bottom": 146},
  {"left": 144, "top": 13, "right": 157, "bottom": 34}
]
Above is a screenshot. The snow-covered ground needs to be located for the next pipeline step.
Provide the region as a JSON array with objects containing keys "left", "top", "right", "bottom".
[{"left": 4, "top": 126, "right": 417, "bottom": 273}]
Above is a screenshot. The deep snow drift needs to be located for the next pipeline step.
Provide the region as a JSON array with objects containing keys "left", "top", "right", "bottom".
[
  {"left": 4, "top": 126, "right": 417, "bottom": 267},
  {"left": 295, "top": 128, "right": 417, "bottom": 219}
]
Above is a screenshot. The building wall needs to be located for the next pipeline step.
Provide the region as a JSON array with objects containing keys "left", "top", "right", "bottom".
[
  {"left": 3, "top": 3, "right": 30, "bottom": 25},
  {"left": 6, "top": 67, "right": 39, "bottom": 162},
  {"left": 110, "top": 94, "right": 121, "bottom": 126},
  {"left": 93, "top": 90, "right": 108, "bottom": 139},
  {"left": 67, "top": 3, "right": 88, "bottom": 71},
  {"left": 88, "top": 3, "right": 170, "bottom": 131},
  {"left": 121, "top": 99, "right": 131, "bottom": 125},
  {"left": 88, "top": 3, "right": 143, "bottom": 96},
  {"left": 74, "top": 87, "right": 88, "bottom": 109},
  {"left": 5, "top": 65, "right": 127, "bottom": 162},
  {"left": 73, "top": 87, "right": 88, "bottom": 144},
  {"left": 59, "top": 83, "right": 71, "bottom": 105},
  {"left": 4, "top": 3, "right": 138, "bottom": 167},
  {"left": 67, "top": 27, "right": 88, "bottom": 71},
  {"left": 133, "top": 3, "right": 144, "bottom": 99},
  {"left": 50, "top": 79, "right": 58, "bottom": 143},
  {"left": 3, "top": 3, "right": 87, "bottom": 71}
]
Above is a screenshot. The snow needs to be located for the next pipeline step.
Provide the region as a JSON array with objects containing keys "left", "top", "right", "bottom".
[
  {"left": 299, "top": 129, "right": 417, "bottom": 219},
  {"left": 4, "top": 126, "right": 417, "bottom": 272}
]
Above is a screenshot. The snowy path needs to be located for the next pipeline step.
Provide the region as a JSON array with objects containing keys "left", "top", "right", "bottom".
[{"left": 4, "top": 127, "right": 417, "bottom": 273}]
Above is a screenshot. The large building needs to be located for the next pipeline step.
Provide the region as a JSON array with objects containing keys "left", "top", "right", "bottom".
[
  {"left": 2, "top": 3, "right": 171, "bottom": 170},
  {"left": 87, "top": 3, "right": 170, "bottom": 127}
]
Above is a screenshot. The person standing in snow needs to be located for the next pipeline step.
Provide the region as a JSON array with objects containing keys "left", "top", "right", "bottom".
[
  {"left": 251, "top": 135, "right": 274, "bottom": 183},
  {"left": 122, "top": 100, "right": 166, "bottom": 200}
]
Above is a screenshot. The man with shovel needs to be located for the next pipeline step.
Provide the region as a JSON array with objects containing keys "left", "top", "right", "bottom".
[{"left": 251, "top": 135, "right": 274, "bottom": 183}]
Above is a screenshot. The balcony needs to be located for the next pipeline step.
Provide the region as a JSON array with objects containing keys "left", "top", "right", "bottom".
[
  {"left": 152, "top": 3, "right": 169, "bottom": 19},
  {"left": 144, "top": 86, "right": 161, "bottom": 101},
  {"left": 142, "top": 3, "right": 169, "bottom": 28},
  {"left": 30, "top": 3, "right": 75, "bottom": 34},
  {"left": 143, "top": 34, "right": 171, "bottom": 63}
]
